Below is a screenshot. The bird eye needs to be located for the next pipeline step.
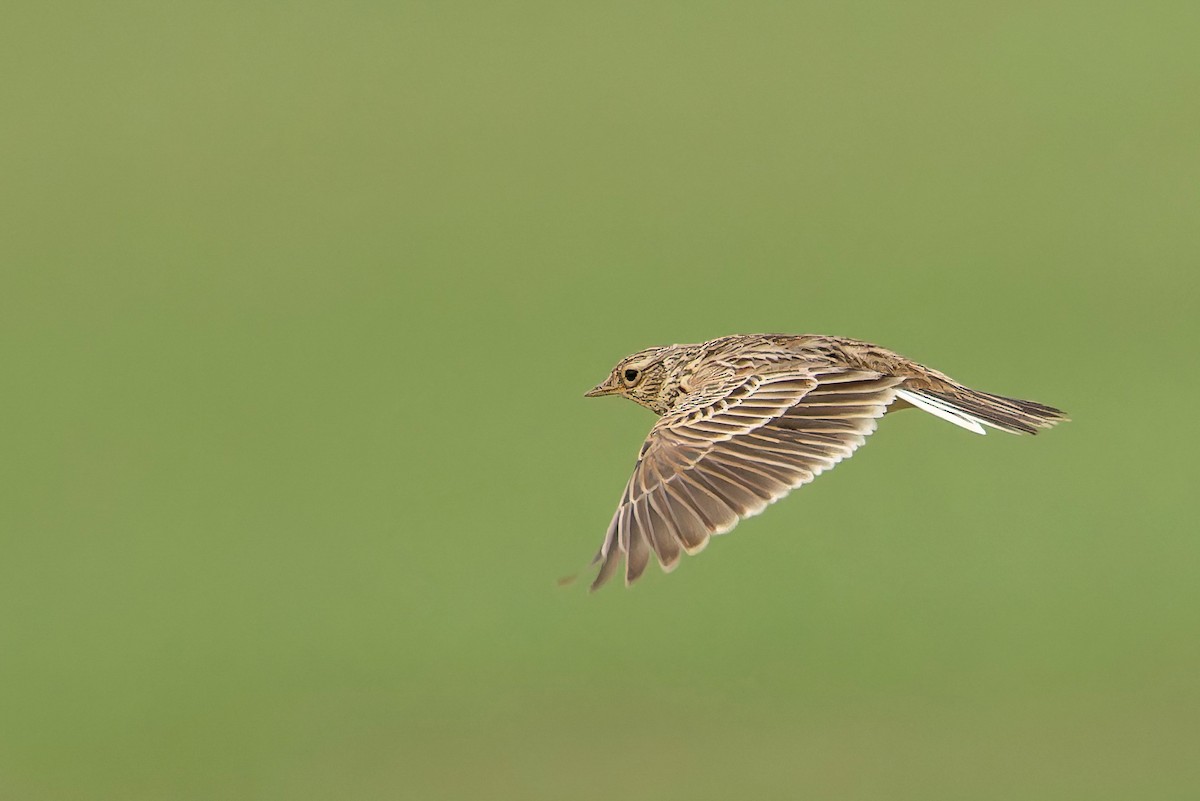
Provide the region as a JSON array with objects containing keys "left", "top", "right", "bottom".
[{"left": 623, "top": 368, "right": 640, "bottom": 383}]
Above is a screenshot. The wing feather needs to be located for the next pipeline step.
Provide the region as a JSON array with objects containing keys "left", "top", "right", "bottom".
[{"left": 591, "top": 370, "right": 905, "bottom": 589}]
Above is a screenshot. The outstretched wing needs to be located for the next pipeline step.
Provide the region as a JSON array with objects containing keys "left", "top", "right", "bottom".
[{"left": 591, "top": 368, "right": 904, "bottom": 589}]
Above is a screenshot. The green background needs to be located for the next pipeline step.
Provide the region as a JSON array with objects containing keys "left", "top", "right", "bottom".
[{"left": 3, "top": 2, "right": 1197, "bottom": 799}]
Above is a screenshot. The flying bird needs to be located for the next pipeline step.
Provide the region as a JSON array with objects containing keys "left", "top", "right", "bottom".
[{"left": 583, "top": 334, "right": 1067, "bottom": 590}]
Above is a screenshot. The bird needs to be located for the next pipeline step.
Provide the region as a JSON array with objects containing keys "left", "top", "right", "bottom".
[{"left": 583, "top": 334, "right": 1067, "bottom": 590}]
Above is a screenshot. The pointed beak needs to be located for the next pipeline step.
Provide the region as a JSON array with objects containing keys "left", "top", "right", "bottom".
[{"left": 584, "top": 377, "right": 619, "bottom": 398}]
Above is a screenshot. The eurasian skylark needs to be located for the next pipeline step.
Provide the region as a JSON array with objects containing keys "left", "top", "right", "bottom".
[{"left": 584, "top": 334, "right": 1067, "bottom": 590}]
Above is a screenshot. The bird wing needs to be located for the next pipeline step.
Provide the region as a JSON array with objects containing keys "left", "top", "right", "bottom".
[{"left": 591, "top": 368, "right": 905, "bottom": 589}]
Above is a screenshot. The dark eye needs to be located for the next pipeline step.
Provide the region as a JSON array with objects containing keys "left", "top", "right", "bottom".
[{"left": 623, "top": 368, "right": 640, "bottom": 383}]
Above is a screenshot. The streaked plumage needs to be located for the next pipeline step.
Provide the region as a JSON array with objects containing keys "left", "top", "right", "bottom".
[{"left": 583, "top": 334, "right": 1067, "bottom": 590}]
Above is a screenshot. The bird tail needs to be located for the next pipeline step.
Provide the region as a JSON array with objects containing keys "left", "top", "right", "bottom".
[{"left": 894, "top": 385, "right": 1068, "bottom": 435}]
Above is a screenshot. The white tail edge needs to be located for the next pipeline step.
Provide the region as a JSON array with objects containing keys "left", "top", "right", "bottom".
[{"left": 895, "top": 389, "right": 987, "bottom": 435}]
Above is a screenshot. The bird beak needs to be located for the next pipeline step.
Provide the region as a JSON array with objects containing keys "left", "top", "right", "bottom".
[{"left": 584, "top": 377, "right": 619, "bottom": 398}]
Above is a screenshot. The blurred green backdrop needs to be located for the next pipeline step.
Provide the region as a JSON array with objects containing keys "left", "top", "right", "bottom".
[{"left": 2, "top": 2, "right": 1198, "bottom": 799}]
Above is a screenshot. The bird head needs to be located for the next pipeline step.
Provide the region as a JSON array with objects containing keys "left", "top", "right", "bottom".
[{"left": 584, "top": 346, "right": 677, "bottom": 414}]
